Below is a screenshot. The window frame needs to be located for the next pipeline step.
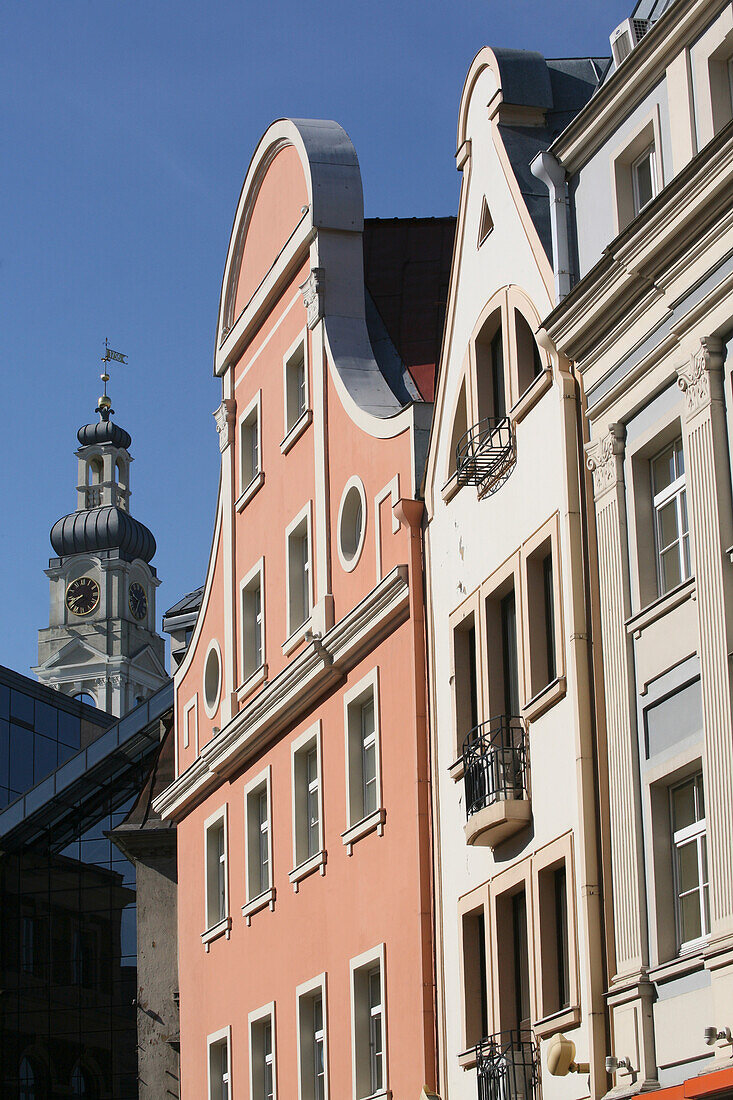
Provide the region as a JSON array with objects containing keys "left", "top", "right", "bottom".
[
  {"left": 611, "top": 109, "right": 664, "bottom": 231},
  {"left": 651, "top": 436, "right": 691, "bottom": 598},
  {"left": 349, "top": 943, "right": 388, "bottom": 1100},
  {"left": 202, "top": 804, "right": 231, "bottom": 948},
  {"left": 531, "top": 833, "right": 581, "bottom": 1037},
  {"left": 457, "top": 882, "right": 493, "bottom": 1065},
  {"left": 284, "top": 503, "right": 314, "bottom": 649},
  {"left": 249, "top": 1001, "right": 277, "bottom": 1100},
  {"left": 282, "top": 332, "right": 312, "bottom": 453},
  {"left": 342, "top": 668, "right": 385, "bottom": 852},
  {"left": 237, "top": 390, "right": 263, "bottom": 508},
  {"left": 207, "top": 1025, "right": 232, "bottom": 1100},
  {"left": 337, "top": 476, "right": 367, "bottom": 573},
  {"left": 240, "top": 558, "right": 266, "bottom": 691},
  {"left": 243, "top": 766, "right": 275, "bottom": 922},
  {"left": 296, "top": 972, "right": 329, "bottom": 1100},
  {"left": 521, "top": 513, "right": 566, "bottom": 721},
  {"left": 290, "top": 721, "right": 326, "bottom": 888},
  {"left": 670, "top": 771, "right": 710, "bottom": 952}
]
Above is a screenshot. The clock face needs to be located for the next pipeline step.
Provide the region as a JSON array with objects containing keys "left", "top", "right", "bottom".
[
  {"left": 129, "top": 582, "right": 148, "bottom": 621},
  {"left": 66, "top": 576, "right": 100, "bottom": 617}
]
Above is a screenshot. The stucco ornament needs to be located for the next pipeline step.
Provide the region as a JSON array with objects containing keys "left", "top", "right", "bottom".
[
  {"left": 676, "top": 337, "right": 723, "bottom": 417},
  {"left": 300, "top": 267, "right": 324, "bottom": 329},
  {"left": 585, "top": 422, "right": 626, "bottom": 499},
  {"left": 213, "top": 399, "right": 236, "bottom": 453}
]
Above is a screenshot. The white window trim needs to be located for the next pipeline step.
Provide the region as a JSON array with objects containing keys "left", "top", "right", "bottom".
[
  {"left": 290, "top": 721, "right": 326, "bottom": 890},
  {"left": 337, "top": 475, "right": 368, "bottom": 574},
  {"left": 349, "top": 943, "right": 388, "bottom": 1100},
  {"left": 296, "top": 972, "right": 329, "bottom": 1100},
  {"left": 243, "top": 765, "right": 275, "bottom": 923},
  {"left": 202, "top": 804, "right": 230, "bottom": 950},
  {"left": 631, "top": 142, "right": 658, "bottom": 216},
  {"left": 651, "top": 439, "right": 690, "bottom": 597},
  {"left": 249, "top": 1000, "right": 277, "bottom": 1100},
  {"left": 182, "top": 693, "right": 198, "bottom": 756},
  {"left": 203, "top": 638, "right": 223, "bottom": 719},
  {"left": 671, "top": 774, "right": 710, "bottom": 953},
  {"left": 240, "top": 557, "right": 266, "bottom": 691},
  {"left": 207, "top": 1024, "right": 232, "bottom": 1100},
  {"left": 237, "top": 390, "right": 263, "bottom": 504},
  {"left": 284, "top": 501, "right": 314, "bottom": 649},
  {"left": 341, "top": 668, "right": 385, "bottom": 855},
  {"left": 282, "top": 331, "right": 311, "bottom": 452}
]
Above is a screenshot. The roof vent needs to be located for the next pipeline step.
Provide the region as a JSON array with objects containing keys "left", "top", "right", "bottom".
[{"left": 610, "top": 18, "right": 650, "bottom": 67}]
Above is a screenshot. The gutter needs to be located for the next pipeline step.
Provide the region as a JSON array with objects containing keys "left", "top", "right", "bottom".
[{"left": 530, "top": 150, "right": 573, "bottom": 303}]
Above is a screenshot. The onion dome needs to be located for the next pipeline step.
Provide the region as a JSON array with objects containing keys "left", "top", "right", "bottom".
[
  {"left": 50, "top": 506, "right": 156, "bottom": 563},
  {"left": 77, "top": 419, "right": 132, "bottom": 450}
]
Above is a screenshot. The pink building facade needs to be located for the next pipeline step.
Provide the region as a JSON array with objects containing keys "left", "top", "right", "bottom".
[{"left": 154, "top": 119, "right": 452, "bottom": 1100}]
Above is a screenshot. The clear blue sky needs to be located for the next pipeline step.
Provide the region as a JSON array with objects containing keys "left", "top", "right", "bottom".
[{"left": 0, "top": 0, "right": 629, "bottom": 677}]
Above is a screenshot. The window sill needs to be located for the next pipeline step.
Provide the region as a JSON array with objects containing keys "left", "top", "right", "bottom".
[
  {"left": 458, "top": 1047, "right": 478, "bottom": 1069},
  {"left": 533, "top": 1004, "right": 581, "bottom": 1039},
  {"left": 200, "top": 915, "right": 231, "bottom": 951},
  {"left": 242, "top": 886, "right": 276, "bottom": 926},
  {"left": 626, "top": 576, "right": 696, "bottom": 637},
  {"left": 448, "top": 755, "right": 465, "bottom": 782},
  {"left": 510, "top": 367, "right": 553, "bottom": 425},
  {"left": 235, "top": 470, "right": 265, "bottom": 512},
  {"left": 280, "top": 409, "right": 312, "bottom": 454},
  {"left": 522, "top": 675, "right": 567, "bottom": 723},
  {"left": 441, "top": 471, "right": 462, "bottom": 504},
  {"left": 282, "top": 618, "right": 313, "bottom": 657},
  {"left": 359, "top": 1091, "right": 391, "bottom": 1100},
  {"left": 341, "top": 807, "right": 386, "bottom": 854},
  {"left": 236, "top": 663, "right": 268, "bottom": 705},
  {"left": 649, "top": 949, "right": 706, "bottom": 984},
  {"left": 289, "top": 849, "right": 327, "bottom": 891}
]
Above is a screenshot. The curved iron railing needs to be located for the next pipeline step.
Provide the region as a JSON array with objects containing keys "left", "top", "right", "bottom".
[
  {"left": 456, "top": 416, "right": 513, "bottom": 487},
  {"left": 476, "top": 1030, "right": 540, "bottom": 1100},
  {"left": 463, "top": 716, "right": 527, "bottom": 819}
]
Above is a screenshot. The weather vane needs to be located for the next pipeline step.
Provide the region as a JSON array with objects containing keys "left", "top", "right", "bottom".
[{"left": 97, "top": 338, "right": 128, "bottom": 421}]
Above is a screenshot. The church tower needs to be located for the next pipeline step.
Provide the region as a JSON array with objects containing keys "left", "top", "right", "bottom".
[{"left": 35, "top": 382, "right": 167, "bottom": 716}]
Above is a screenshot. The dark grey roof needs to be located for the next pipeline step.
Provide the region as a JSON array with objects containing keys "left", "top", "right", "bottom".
[
  {"left": 163, "top": 586, "right": 204, "bottom": 622},
  {"left": 51, "top": 505, "right": 156, "bottom": 563},
  {"left": 77, "top": 418, "right": 132, "bottom": 450},
  {"left": 0, "top": 680, "right": 173, "bottom": 851},
  {"left": 490, "top": 51, "right": 609, "bottom": 259}
]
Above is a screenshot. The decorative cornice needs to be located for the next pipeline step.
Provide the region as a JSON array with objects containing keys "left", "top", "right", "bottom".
[
  {"left": 213, "top": 399, "right": 236, "bottom": 453},
  {"left": 677, "top": 337, "right": 724, "bottom": 417},
  {"left": 300, "top": 267, "right": 324, "bottom": 329},
  {"left": 585, "top": 423, "right": 627, "bottom": 499},
  {"left": 154, "top": 565, "right": 410, "bottom": 821}
]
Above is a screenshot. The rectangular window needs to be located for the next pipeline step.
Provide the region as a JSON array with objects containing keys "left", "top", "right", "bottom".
[
  {"left": 671, "top": 772, "right": 710, "bottom": 949},
  {"left": 239, "top": 395, "right": 261, "bottom": 494},
  {"left": 452, "top": 610, "right": 480, "bottom": 752},
  {"left": 462, "top": 907, "right": 489, "bottom": 1046},
  {"left": 501, "top": 590, "right": 520, "bottom": 716},
  {"left": 205, "top": 812, "right": 228, "bottom": 930},
  {"left": 524, "top": 529, "right": 561, "bottom": 703},
  {"left": 208, "top": 1030, "right": 231, "bottom": 1100},
  {"left": 537, "top": 862, "right": 571, "bottom": 1017},
  {"left": 250, "top": 1006, "right": 276, "bottom": 1100},
  {"left": 512, "top": 890, "right": 531, "bottom": 1030},
  {"left": 345, "top": 672, "right": 382, "bottom": 829},
  {"left": 632, "top": 143, "right": 657, "bottom": 215},
  {"left": 242, "top": 565, "right": 265, "bottom": 682},
  {"left": 297, "top": 978, "right": 328, "bottom": 1100},
  {"left": 286, "top": 342, "right": 307, "bottom": 432},
  {"left": 287, "top": 510, "right": 312, "bottom": 636},
  {"left": 652, "top": 437, "right": 691, "bottom": 596},
  {"left": 246, "top": 775, "right": 272, "bottom": 903},
  {"left": 291, "top": 725, "right": 324, "bottom": 875},
  {"left": 350, "top": 948, "right": 386, "bottom": 1100}
]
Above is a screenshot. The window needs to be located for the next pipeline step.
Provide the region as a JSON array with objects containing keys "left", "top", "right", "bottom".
[
  {"left": 351, "top": 947, "right": 386, "bottom": 1099},
  {"left": 19, "top": 1056, "right": 37, "bottom": 1100},
  {"left": 515, "top": 311, "right": 543, "bottom": 397},
  {"left": 483, "top": 561, "right": 523, "bottom": 721},
  {"left": 338, "top": 478, "right": 367, "bottom": 572},
  {"left": 523, "top": 518, "right": 563, "bottom": 710},
  {"left": 475, "top": 313, "right": 507, "bottom": 422},
  {"left": 652, "top": 437, "right": 691, "bottom": 596},
  {"left": 245, "top": 771, "right": 272, "bottom": 904},
  {"left": 447, "top": 382, "right": 468, "bottom": 481},
  {"left": 205, "top": 810, "right": 228, "bottom": 931},
  {"left": 208, "top": 1030, "right": 231, "bottom": 1100},
  {"left": 292, "top": 726, "right": 323, "bottom": 873},
  {"left": 631, "top": 143, "right": 657, "bottom": 215},
  {"left": 461, "top": 906, "right": 489, "bottom": 1047},
  {"left": 671, "top": 772, "right": 709, "bottom": 950},
  {"left": 286, "top": 508, "right": 312, "bottom": 637},
  {"left": 452, "top": 606, "right": 480, "bottom": 751},
  {"left": 250, "top": 1006, "right": 276, "bottom": 1100},
  {"left": 239, "top": 394, "right": 261, "bottom": 495},
  {"left": 241, "top": 562, "right": 265, "bottom": 682},
  {"left": 297, "top": 977, "right": 328, "bottom": 1100},
  {"left": 537, "top": 863, "right": 571, "bottom": 1017},
  {"left": 285, "top": 340, "right": 308, "bottom": 433},
  {"left": 203, "top": 641, "right": 222, "bottom": 718},
  {"left": 500, "top": 590, "right": 520, "bottom": 716}
]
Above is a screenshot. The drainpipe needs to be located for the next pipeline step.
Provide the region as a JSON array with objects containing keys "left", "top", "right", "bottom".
[{"left": 530, "top": 150, "right": 572, "bottom": 303}]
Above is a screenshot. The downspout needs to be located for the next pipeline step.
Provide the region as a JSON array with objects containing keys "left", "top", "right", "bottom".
[{"left": 530, "top": 150, "right": 573, "bottom": 303}]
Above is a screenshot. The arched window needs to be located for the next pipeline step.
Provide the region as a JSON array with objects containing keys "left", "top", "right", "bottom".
[
  {"left": 71, "top": 1064, "right": 94, "bottom": 1098},
  {"left": 19, "top": 1056, "right": 36, "bottom": 1100},
  {"left": 474, "top": 312, "right": 506, "bottom": 422},
  {"left": 515, "top": 310, "right": 544, "bottom": 397},
  {"left": 73, "top": 692, "right": 96, "bottom": 708},
  {"left": 448, "top": 382, "right": 468, "bottom": 478},
  {"left": 86, "top": 457, "right": 103, "bottom": 486}
]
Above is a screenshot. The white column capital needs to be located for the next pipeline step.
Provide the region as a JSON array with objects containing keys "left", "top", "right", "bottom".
[
  {"left": 213, "top": 398, "right": 236, "bottom": 453},
  {"left": 676, "top": 336, "right": 724, "bottom": 417},
  {"left": 585, "top": 422, "right": 627, "bottom": 500}
]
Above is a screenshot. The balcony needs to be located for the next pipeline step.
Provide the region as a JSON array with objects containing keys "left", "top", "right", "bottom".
[
  {"left": 476, "top": 1030, "right": 540, "bottom": 1100},
  {"left": 463, "top": 716, "right": 530, "bottom": 847},
  {"left": 456, "top": 416, "right": 514, "bottom": 491}
]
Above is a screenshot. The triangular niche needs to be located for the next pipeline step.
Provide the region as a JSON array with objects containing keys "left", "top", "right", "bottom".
[{"left": 478, "top": 196, "right": 494, "bottom": 246}]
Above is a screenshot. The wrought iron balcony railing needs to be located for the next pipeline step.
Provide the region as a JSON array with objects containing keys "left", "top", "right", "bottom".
[
  {"left": 463, "top": 716, "right": 528, "bottom": 819},
  {"left": 476, "top": 1030, "right": 540, "bottom": 1100},
  {"left": 456, "top": 416, "right": 513, "bottom": 488}
]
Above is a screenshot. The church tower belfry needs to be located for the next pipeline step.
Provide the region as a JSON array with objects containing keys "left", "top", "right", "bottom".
[{"left": 34, "top": 361, "right": 167, "bottom": 716}]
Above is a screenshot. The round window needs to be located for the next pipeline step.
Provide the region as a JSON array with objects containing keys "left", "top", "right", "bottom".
[
  {"left": 203, "top": 642, "right": 221, "bottom": 716},
  {"left": 338, "top": 478, "right": 366, "bottom": 571}
]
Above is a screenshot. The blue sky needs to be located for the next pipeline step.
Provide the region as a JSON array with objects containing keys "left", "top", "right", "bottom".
[{"left": 0, "top": 0, "right": 629, "bottom": 677}]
